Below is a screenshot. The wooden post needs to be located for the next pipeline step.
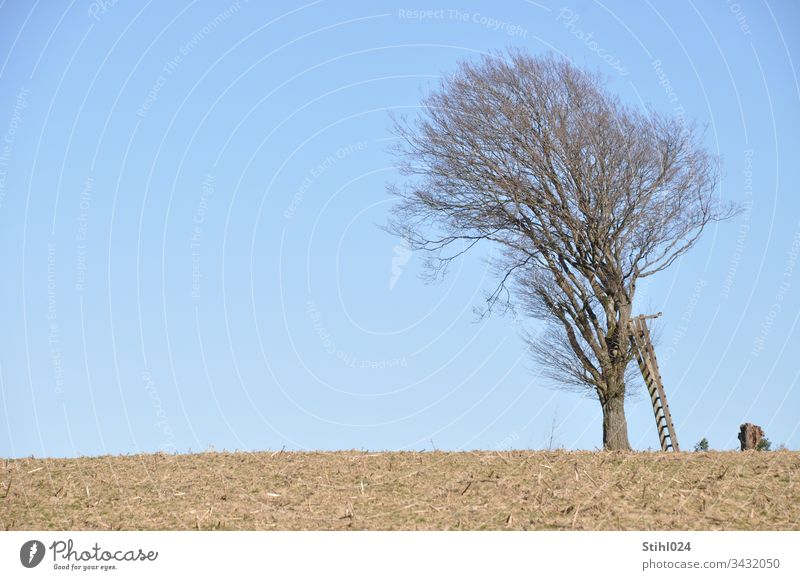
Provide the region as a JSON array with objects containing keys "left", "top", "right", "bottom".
[{"left": 738, "top": 423, "right": 764, "bottom": 451}]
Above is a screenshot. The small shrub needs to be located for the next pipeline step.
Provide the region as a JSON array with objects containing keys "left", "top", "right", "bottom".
[
  {"left": 694, "top": 437, "right": 709, "bottom": 452},
  {"left": 756, "top": 437, "right": 772, "bottom": 451}
]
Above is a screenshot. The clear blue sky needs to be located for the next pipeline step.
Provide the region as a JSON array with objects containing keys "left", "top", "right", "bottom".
[{"left": 0, "top": 0, "right": 798, "bottom": 458}]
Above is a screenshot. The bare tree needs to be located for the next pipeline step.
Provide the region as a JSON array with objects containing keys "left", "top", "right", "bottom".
[{"left": 388, "top": 50, "right": 738, "bottom": 450}]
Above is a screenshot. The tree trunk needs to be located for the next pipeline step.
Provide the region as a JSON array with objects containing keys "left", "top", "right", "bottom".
[
  {"left": 601, "top": 395, "right": 631, "bottom": 450},
  {"left": 738, "top": 423, "right": 764, "bottom": 451}
]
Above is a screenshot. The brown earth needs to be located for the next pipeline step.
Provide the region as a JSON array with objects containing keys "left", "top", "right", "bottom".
[{"left": 1, "top": 450, "right": 798, "bottom": 530}]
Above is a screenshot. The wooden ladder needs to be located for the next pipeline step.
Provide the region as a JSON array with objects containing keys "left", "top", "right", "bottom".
[{"left": 628, "top": 313, "right": 680, "bottom": 452}]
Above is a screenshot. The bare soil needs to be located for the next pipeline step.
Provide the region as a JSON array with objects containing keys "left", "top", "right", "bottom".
[{"left": 2, "top": 450, "right": 798, "bottom": 530}]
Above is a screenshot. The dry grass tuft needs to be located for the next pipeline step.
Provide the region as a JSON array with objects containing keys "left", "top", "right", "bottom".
[{"left": 1, "top": 450, "right": 798, "bottom": 530}]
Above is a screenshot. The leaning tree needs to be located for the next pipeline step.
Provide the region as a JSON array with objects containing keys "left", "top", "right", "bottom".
[{"left": 388, "top": 50, "right": 738, "bottom": 450}]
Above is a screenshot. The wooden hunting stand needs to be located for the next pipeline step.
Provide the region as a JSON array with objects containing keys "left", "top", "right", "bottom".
[{"left": 629, "top": 313, "right": 680, "bottom": 452}]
